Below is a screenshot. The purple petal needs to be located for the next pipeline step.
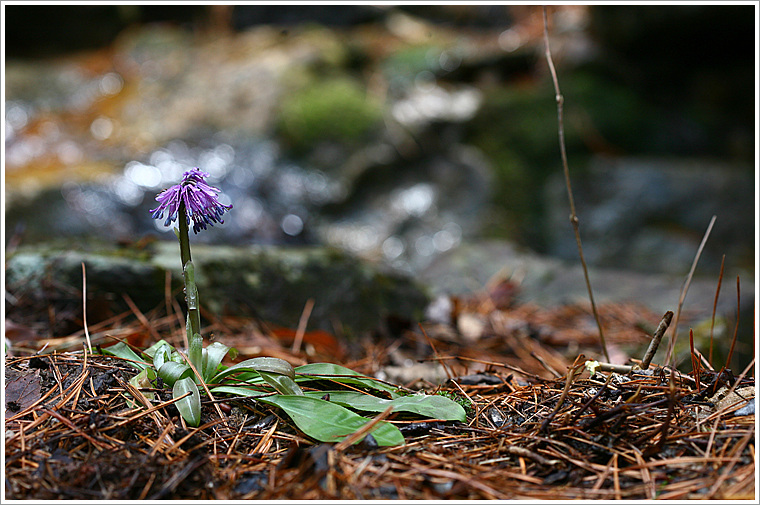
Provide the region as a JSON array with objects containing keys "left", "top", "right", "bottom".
[{"left": 148, "top": 168, "right": 232, "bottom": 233}]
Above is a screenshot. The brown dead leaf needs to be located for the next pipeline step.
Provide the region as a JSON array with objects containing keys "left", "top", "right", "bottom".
[{"left": 5, "top": 371, "right": 42, "bottom": 417}]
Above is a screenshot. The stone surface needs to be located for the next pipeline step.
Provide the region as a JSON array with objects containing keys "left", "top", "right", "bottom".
[
  {"left": 421, "top": 239, "right": 754, "bottom": 323},
  {"left": 421, "top": 239, "right": 755, "bottom": 371},
  {"left": 5, "top": 241, "right": 430, "bottom": 339},
  {"left": 543, "top": 156, "right": 755, "bottom": 275}
]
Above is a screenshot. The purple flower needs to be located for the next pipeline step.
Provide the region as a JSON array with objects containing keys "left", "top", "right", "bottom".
[{"left": 150, "top": 168, "right": 232, "bottom": 233}]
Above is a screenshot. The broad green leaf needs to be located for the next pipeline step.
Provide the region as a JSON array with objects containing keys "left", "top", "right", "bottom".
[
  {"left": 303, "top": 391, "right": 466, "bottom": 421},
  {"left": 295, "top": 363, "right": 400, "bottom": 398},
  {"left": 152, "top": 342, "right": 173, "bottom": 372},
  {"left": 259, "top": 371, "right": 304, "bottom": 396},
  {"left": 101, "top": 342, "right": 149, "bottom": 370},
  {"left": 143, "top": 339, "right": 173, "bottom": 359},
  {"left": 174, "top": 376, "right": 201, "bottom": 427},
  {"left": 258, "top": 395, "right": 405, "bottom": 446},
  {"left": 211, "top": 357, "right": 296, "bottom": 383},
  {"left": 216, "top": 370, "right": 267, "bottom": 386},
  {"left": 226, "top": 346, "right": 239, "bottom": 361},
  {"left": 202, "top": 342, "right": 232, "bottom": 383},
  {"left": 157, "top": 361, "right": 194, "bottom": 387},
  {"left": 210, "top": 385, "right": 271, "bottom": 398}
]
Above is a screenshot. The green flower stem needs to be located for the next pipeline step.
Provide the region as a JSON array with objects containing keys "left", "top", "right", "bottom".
[{"left": 178, "top": 200, "right": 203, "bottom": 374}]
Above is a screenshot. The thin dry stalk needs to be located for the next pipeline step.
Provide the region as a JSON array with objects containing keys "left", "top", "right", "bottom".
[
  {"left": 641, "top": 310, "right": 673, "bottom": 369},
  {"left": 709, "top": 254, "right": 726, "bottom": 363},
  {"left": 123, "top": 293, "right": 163, "bottom": 342},
  {"left": 542, "top": 6, "right": 608, "bottom": 362},
  {"left": 81, "top": 262, "right": 93, "bottom": 353},
  {"left": 418, "top": 323, "right": 454, "bottom": 382},
  {"left": 665, "top": 214, "right": 717, "bottom": 366},
  {"left": 725, "top": 276, "right": 740, "bottom": 369},
  {"left": 291, "top": 298, "right": 315, "bottom": 354},
  {"left": 333, "top": 405, "right": 394, "bottom": 451}
]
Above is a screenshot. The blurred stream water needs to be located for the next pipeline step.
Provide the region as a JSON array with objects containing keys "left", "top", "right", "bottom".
[
  {"left": 4, "top": 20, "right": 493, "bottom": 275},
  {"left": 4, "top": 7, "right": 755, "bottom": 280}
]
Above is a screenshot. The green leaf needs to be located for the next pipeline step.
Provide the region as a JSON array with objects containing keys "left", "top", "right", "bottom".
[
  {"left": 202, "top": 342, "right": 232, "bottom": 383},
  {"left": 188, "top": 322, "right": 203, "bottom": 376},
  {"left": 303, "top": 391, "right": 466, "bottom": 421},
  {"left": 210, "top": 385, "right": 271, "bottom": 398},
  {"left": 216, "top": 370, "right": 267, "bottom": 385},
  {"left": 157, "top": 361, "right": 194, "bottom": 387},
  {"left": 142, "top": 339, "right": 173, "bottom": 359},
  {"left": 226, "top": 346, "right": 239, "bottom": 361},
  {"left": 295, "top": 363, "right": 400, "bottom": 398},
  {"left": 211, "top": 357, "right": 296, "bottom": 383},
  {"left": 173, "top": 376, "right": 201, "bottom": 427},
  {"left": 101, "top": 342, "right": 148, "bottom": 370},
  {"left": 170, "top": 350, "right": 185, "bottom": 364},
  {"left": 258, "top": 395, "right": 405, "bottom": 446},
  {"left": 258, "top": 371, "right": 304, "bottom": 396},
  {"left": 151, "top": 342, "right": 173, "bottom": 372}
]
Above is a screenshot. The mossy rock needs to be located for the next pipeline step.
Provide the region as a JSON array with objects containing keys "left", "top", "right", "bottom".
[
  {"left": 278, "top": 76, "right": 383, "bottom": 151},
  {"left": 5, "top": 241, "right": 429, "bottom": 340},
  {"left": 179, "top": 244, "right": 428, "bottom": 338},
  {"left": 5, "top": 244, "right": 167, "bottom": 337}
]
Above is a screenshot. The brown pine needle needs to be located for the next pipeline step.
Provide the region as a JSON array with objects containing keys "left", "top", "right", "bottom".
[{"left": 419, "top": 323, "right": 455, "bottom": 382}]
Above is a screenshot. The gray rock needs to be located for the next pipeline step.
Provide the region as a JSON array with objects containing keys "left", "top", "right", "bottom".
[
  {"left": 734, "top": 398, "right": 755, "bottom": 417},
  {"left": 421, "top": 239, "right": 753, "bottom": 324},
  {"left": 544, "top": 156, "right": 754, "bottom": 275}
]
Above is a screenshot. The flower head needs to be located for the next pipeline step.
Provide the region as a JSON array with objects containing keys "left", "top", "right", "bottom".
[{"left": 150, "top": 168, "right": 232, "bottom": 233}]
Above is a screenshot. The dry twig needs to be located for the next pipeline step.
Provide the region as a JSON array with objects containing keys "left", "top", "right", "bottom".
[{"left": 542, "top": 6, "right": 608, "bottom": 362}]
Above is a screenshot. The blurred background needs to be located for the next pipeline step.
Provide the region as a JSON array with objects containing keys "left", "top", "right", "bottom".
[{"left": 4, "top": 4, "right": 756, "bottom": 297}]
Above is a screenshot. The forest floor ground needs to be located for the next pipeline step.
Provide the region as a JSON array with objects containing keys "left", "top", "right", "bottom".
[{"left": 4, "top": 284, "right": 755, "bottom": 500}]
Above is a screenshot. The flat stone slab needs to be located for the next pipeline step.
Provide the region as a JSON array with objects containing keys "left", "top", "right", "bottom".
[{"left": 5, "top": 241, "right": 430, "bottom": 338}]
